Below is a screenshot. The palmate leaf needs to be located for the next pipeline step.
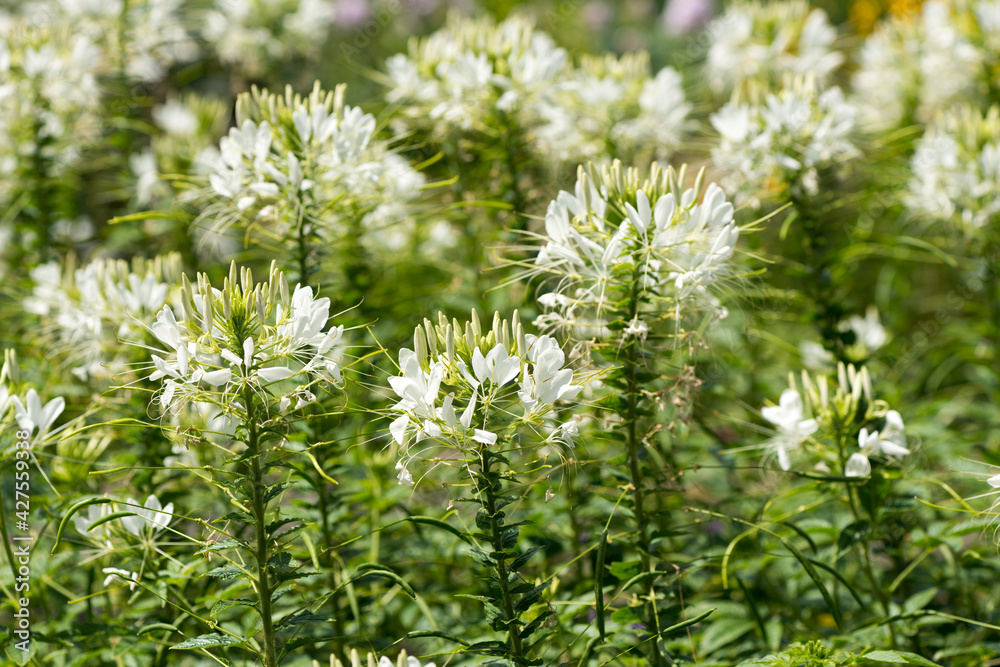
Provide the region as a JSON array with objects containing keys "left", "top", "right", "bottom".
[{"left": 170, "top": 633, "right": 244, "bottom": 650}]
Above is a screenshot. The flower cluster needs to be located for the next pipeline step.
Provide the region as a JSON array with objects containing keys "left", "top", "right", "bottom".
[
  {"left": 25, "top": 254, "right": 182, "bottom": 382},
  {"left": 19, "top": 0, "right": 198, "bottom": 83},
  {"left": 760, "top": 363, "right": 909, "bottom": 476},
  {"left": 197, "top": 82, "right": 426, "bottom": 263},
  {"left": 905, "top": 105, "right": 1000, "bottom": 232},
  {"left": 0, "top": 19, "right": 102, "bottom": 213},
  {"left": 704, "top": 0, "right": 842, "bottom": 95},
  {"left": 201, "top": 0, "right": 336, "bottom": 76},
  {"left": 133, "top": 95, "right": 229, "bottom": 208},
  {"left": 851, "top": 1, "right": 994, "bottom": 130},
  {"left": 711, "top": 76, "right": 858, "bottom": 202},
  {"left": 317, "top": 647, "right": 436, "bottom": 667},
  {"left": 385, "top": 15, "right": 688, "bottom": 163},
  {"left": 531, "top": 160, "right": 740, "bottom": 338},
  {"left": 142, "top": 262, "right": 345, "bottom": 417},
  {"left": 385, "top": 310, "right": 583, "bottom": 486},
  {"left": 533, "top": 52, "right": 690, "bottom": 163}
]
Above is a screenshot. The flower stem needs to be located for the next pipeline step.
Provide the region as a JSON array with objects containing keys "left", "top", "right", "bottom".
[
  {"left": 623, "top": 270, "right": 662, "bottom": 665},
  {"left": 480, "top": 448, "right": 525, "bottom": 663},
  {"left": 244, "top": 385, "right": 277, "bottom": 667}
]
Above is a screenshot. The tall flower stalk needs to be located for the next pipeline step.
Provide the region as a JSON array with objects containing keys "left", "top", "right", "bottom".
[
  {"left": 134, "top": 261, "right": 346, "bottom": 666},
  {"left": 384, "top": 310, "right": 584, "bottom": 664},
  {"left": 523, "top": 160, "right": 741, "bottom": 662}
]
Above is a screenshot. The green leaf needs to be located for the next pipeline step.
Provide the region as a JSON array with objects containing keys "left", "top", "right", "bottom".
[
  {"left": 170, "top": 634, "right": 244, "bottom": 650},
  {"left": 405, "top": 515, "right": 471, "bottom": 543},
  {"left": 699, "top": 618, "right": 756, "bottom": 655},
  {"left": 609, "top": 560, "right": 641, "bottom": 580},
  {"left": 838, "top": 520, "right": 871, "bottom": 551},
  {"left": 210, "top": 598, "right": 256, "bottom": 616},
  {"left": 196, "top": 539, "right": 245, "bottom": 555},
  {"left": 204, "top": 564, "right": 246, "bottom": 580},
  {"left": 595, "top": 529, "right": 608, "bottom": 641},
  {"left": 275, "top": 610, "right": 329, "bottom": 630},
  {"left": 216, "top": 510, "right": 253, "bottom": 524},
  {"left": 350, "top": 568, "right": 416, "bottom": 599},
  {"left": 864, "top": 650, "right": 942, "bottom": 666},
  {"left": 610, "top": 607, "right": 642, "bottom": 624}
]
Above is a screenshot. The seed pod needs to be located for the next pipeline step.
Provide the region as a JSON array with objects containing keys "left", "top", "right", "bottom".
[
  {"left": 414, "top": 325, "right": 428, "bottom": 366},
  {"left": 445, "top": 323, "right": 455, "bottom": 366}
]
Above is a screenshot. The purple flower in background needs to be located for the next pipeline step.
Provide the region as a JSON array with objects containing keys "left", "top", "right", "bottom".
[
  {"left": 662, "top": 0, "right": 716, "bottom": 35},
  {"left": 335, "top": 0, "right": 370, "bottom": 28}
]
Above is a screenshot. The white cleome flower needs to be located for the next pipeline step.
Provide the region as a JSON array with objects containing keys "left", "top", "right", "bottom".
[
  {"left": 847, "top": 410, "right": 909, "bottom": 477},
  {"left": 121, "top": 495, "right": 174, "bottom": 536},
  {"left": 905, "top": 105, "right": 1000, "bottom": 232},
  {"left": 704, "top": 0, "right": 842, "bottom": 95},
  {"left": 711, "top": 76, "right": 858, "bottom": 202},
  {"left": 761, "top": 388, "right": 818, "bottom": 471},
  {"left": 532, "top": 160, "right": 740, "bottom": 338},
  {"left": 851, "top": 1, "right": 990, "bottom": 131}
]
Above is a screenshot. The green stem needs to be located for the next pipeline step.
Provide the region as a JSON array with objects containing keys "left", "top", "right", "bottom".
[
  {"left": 244, "top": 386, "right": 277, "bottom": 667},
  {"left": 481, "top": 449, "right": 525, "bottom": 663},
  {"left": 623, "top": 270, "right": 662, "bottom": 665}
]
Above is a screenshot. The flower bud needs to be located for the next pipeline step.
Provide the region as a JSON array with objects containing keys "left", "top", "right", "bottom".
[
  {"left": 424, "top": 318, "right": 437, "bottom": 358},
  {"left": 414, "top": 325, "right": 428, "bottom": 366},
  {"left": 1, "top": 349, "right": 19, "bottom": 386},
  {"left": 228, "top": 261, "right": 239, "bottom": 296},
  {"left": 445, "top": 323, "right": 455, "bottom": 366}
]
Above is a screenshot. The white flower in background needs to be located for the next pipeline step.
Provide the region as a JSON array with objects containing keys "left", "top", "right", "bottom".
[
  {"left": 20, "top": 0, "right": 198, "bottom": 82},
  {"left": 532, "top": 160, "right": 739, "bottom": 338},
  {"left": 379, "top": 654, "right": 437, "bottom": 667},
  {"left": 387, "top": 16, "right": 689, "bottom": 164},
  {"left": 102, "top": 568, "right": 140, "bottom": 592},
  {"left": 846, "top": 410, "right": 909, "bottom": 477},
  {"left": 799, "top": 340, "right": 834, "bottom": 372},
  {"left": 199, "top": 82, "right": 424, "bottom": 263},
  {"left": 842, "top": 306, "right": 887, "bottom": 352},
  {"left": 705, "top": 0, "right": 842, "bottom": 95},
  {"left": 25, "top": 255, "right": 181, "bottom": 383},
  {"left": 906, "top": 105, "right": 1000, "bottom": 232},
  {"left": 12, "top": 389, "right": 65, "bottom": 441},
  {"left": 761, "top": 388, "right": 818, "bottom": 470},
  {"left": 121, "top": 495, "right": 174, "bottom": 536},
  {"left": 711, "top": 77, "right": 858, "bottom": 202},
  {"left": 852, "top": 1, "right": 988, "bottom": 130},
  {"left": 0, "top": 20, "right": 102, "bottom": 210},
  {"left": 386, "top": 312, "right": 583, "bottom": 485},
  {"left": 534, "top": 53, "right": 690, "bottom": 163},
  {"left": 202, "top": 0, "right": 335, "bottom": 76},
  {"left": 73, "top": 503, "right": 112, "bottom": 537}
]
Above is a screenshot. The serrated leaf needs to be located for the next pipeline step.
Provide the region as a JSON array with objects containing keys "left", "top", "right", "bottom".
[
  {"left": 204, "top": 564, "right": 246, "bottom": 579},
  {"left": 216, "top": 511, "right": 253, "bottom": 523},
  {"left": 275, "top": 610, "right": 329, "bottom": 630},
  {"left": 196, "top": 539, "right": 245, "bottom": 555},
  {"left": 210, "top": 598, "right": 256, "bottom": 617},
  {"left": 170, "top": 633, "right": 243, "bottom": 650}
]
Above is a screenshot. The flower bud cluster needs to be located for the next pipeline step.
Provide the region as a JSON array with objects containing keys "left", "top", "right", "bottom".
[
  {"left": 761, "top": 363, "right": 909, "bottom": 476},
  {"left": 532, "top": 160, "right": 739, "bottom": 338},
  {"left": 386, "top": 310, "right": 583, "bottom": 486},
  {"left": 144, "top": 262, "right": 345, "bottom": 417}
]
